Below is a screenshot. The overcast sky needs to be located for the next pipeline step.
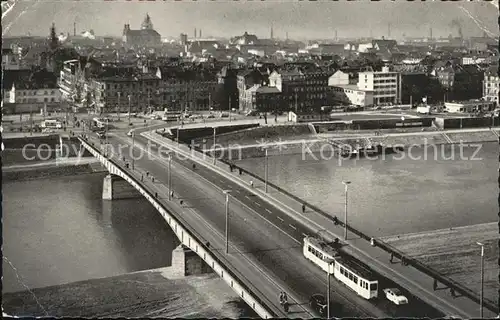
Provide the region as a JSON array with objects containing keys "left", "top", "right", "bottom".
[{"left": 2, "top": 0, "right": 498, "bottom": 40}]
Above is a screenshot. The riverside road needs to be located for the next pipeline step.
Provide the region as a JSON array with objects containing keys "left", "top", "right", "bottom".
[{"left": 86, "top": 127, "right": 450, "bottom": 319}]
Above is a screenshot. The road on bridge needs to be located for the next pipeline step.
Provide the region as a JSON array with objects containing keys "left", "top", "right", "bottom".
[{"left": 87, "top": 126, "right": 449, "bottom": 319}]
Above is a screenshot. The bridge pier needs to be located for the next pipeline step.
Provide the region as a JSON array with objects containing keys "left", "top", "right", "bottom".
[
  {"left": 102, "top": 174, "right": 142, "bottom": 200},
  {"left": 168, "top": 244, "right": 213, "bottom": 277}
]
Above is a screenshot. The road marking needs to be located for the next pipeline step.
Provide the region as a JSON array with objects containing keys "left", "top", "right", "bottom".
[
  {"left": 289, "top": 224, "right": 297, "bottom": 230},
  {"left": 254, "top": 202, "right": 261, "bottom": 207},
  {"left": 245, "top": 196, "right": 251, "bottom": 200},
  {"left": 234, "top": 190, "right": 241, "bottom": 193},
  {"left": 265, "top": 208, "right": 272, "bottom": 213},
  {"left": 277, "top": 217, "right": 284, "bottom": 222},
  {"left": 302, "top": 233, "right": 308, "bottom": 238}
]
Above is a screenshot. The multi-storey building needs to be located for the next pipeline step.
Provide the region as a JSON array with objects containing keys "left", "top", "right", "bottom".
[
  {"left": 328, "top": 70, "right": 373, "bottom": 107},
  {"left": 357, "top": 66, "right": 401, "bottom": 105},
  {"left": 483, "top": 65, "right": 499, "bottom": 107},
  {"left": 237, "top": 69, "right": 267, "bottom": 111},
  {"left": 268, "top": 68, "right": 333, "bottom": 111},
  {"left": 156, "top": 66, "right": 217, "bottom": 111},
  {"left": 58, "top": 59, "right": 85, "bottom": 104},
  {"left": 96, "top": 73, "right": 160, "bottom": 114}
]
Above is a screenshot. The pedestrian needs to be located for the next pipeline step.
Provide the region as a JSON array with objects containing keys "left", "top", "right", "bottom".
[
  {"left": 283, "top": 301, "right": 289, "bottom": 313},
  {"left": 283, "top": 292, "right": 288, "bottom": 303},
  {"left": 180, "top": 200, "right": 184, "bottom": 205},
  {"left": 279, "top": 292, "right": 284, "bottom": 305},
  {"left": 152, "top": 177, "right": 155, "bottom": 183},
  {"left": 146, "top": 171, "right": 149, "bottom": 177},
  {"left": 390, "top": 253, "right": 394, "bottom": 263},
  {"left": 302, "top": 203, "right": 306, "bottom": 213},
  {"left": 192, "top": 163, "right": 196, "bottom": 170},
  {"left": 155, "top": 192, "right": 158, "bottom": 198},
  {"left": 141, "top": 174, "right": 144, "bottom": 182},
  {"left": 250, "top": 180, "right": 254, "bottom": 188},
  {"left": 170, "top": 191, "right": 174, "bottom": 198},
  {"left": 239, "top": 168, "right": 242, "bottom": 175}
]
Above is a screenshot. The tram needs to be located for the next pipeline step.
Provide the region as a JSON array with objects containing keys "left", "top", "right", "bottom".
[{"left": 303, "top": 236, "right": 379, "bottom": 299}]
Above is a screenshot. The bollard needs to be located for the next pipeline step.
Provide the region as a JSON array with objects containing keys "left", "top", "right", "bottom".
[
  {"left": 152, "top": 177, "right": 155, "bottom": 183},
  {"left": 390, "top": 253, "right": 394, "bottom": 263},
  {"left": 155, "top": 192, "right": 158, "bottom": 198},
  {"left": 141, "top": 175, "right": 144, "bottom": 181}
]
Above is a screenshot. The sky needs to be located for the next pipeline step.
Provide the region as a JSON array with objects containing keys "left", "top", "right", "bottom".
[{"left": 2, "top": 0, "right": 498, "bottom": 40}]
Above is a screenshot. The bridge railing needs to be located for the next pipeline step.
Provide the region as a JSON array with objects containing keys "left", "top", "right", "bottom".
[
  {"left": 157, "top": 131, "right": 499, "bottom": 314},
  {"left": 79, "top": 136, "right": 278, "bottom": 319}
]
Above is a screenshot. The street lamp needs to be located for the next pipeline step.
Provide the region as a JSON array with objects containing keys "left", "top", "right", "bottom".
[
  {"left": 131, "top": 131, "right": 135, "bottom": 170},
  {"left": 223, "top": 190, "right": 232, "bottom": 254},
  {"left": 264, "top": 147, "right": 269, "bottom": 193},
  {"left": 342, "top": 181, "right": 351, "bottom": 240},
  {"left": 477, "top": 242, "right": 485, "bottom": 318},
  {"left": 168, "top": 154, "right": 173, "bottom": 200},
  {"left": 127, "top": 95, "right": 131, "bottom": 126},
  {"left": 327, "top": 260, "right": 333, "bottom": 319},
  {"left": 213, "top": 126, "right": 216, "bottom": 165}
]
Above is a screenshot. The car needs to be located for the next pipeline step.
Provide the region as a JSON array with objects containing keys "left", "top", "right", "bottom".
[
  {"left": 96, "top": 131, "right": 106, "bottom": 139},
  {"left": 383, "top": 288, "right": 408, "bottom": 305},
  {"left": 309, "top": 294, "right": 328, "bottom": 317},
  {"left": 206, "top": 114, "right": 215, "bottom": 119},
  {"left": 127, "top": 130, "right": 134, "bottom": 137}
]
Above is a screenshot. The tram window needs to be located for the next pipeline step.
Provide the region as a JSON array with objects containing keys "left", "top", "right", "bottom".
[
  {"left": 348, "top": 273, "right": 353, "bottom": 281},
  {"left": 353, "top": 276, "right": 358, "bottom": 284},
  {"left": 370, "top": 283, "right": 378, "bottom": 291},
  {"left": 360, "top": 280, "right": 364, "bottom": 287},
  {"left": 340, "top": 268, "right": 344, "bottom": 275}
]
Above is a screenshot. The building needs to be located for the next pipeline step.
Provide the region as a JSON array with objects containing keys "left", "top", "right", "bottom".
[
  {"left": 237, "top": 69, "right": 267, "bottom": 110},
  {"left": 122, "top": 14, "right": 161, "bottom": 47},
  {"left": 483, "top": 65, "right": 499, "bottom": 107},
  {"left": 2, "top": 68, "right": 61, "bottom": 113},
  {"left": 288, "top": 111, "right": 330, "bottom": 123},
  {"left": 328, "top": 70, "right": 374, "bottom": 107},
  {"left": 268, "top": 68, "right": 333, "bottom": 111},
  {"left": 156, "top": 66, "right": 217, "bottom": 111},
  {"left": 357, "top": 66, "right": 401, "bottom": 105},
  {"left": 58, "top": 59, "right": 85, "bottom": 104},
  {"left": 444, "top": 100, "right": 495, "bottom": 113},
  {"left": 2, "top": 48, "right": 23, "bottom": 70}
]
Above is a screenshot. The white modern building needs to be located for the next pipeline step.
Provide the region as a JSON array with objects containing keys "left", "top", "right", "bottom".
[
  {"left": 444, "top": 100, "right": 495, "bottom": 113},
  {"left": 328, "top": 71, "right": 373, "bottom": 107},
  {"left": 357, "top": 66, "right": 401, "bottom": 105},
  {"left": 483, "top": 65, "right": 499, "bottom": 107}
]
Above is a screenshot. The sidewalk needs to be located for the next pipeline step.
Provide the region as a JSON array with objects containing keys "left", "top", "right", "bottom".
[
  {"left": 145, "top": 131, "right": 497, "bottom": 318},
  {"left": 94, "top": 136, "right": 313, "bottom": 319}
]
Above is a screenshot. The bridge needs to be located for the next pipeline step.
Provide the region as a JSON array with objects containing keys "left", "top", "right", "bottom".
[{"left": 77, "top": 124, "right": 498, "bottom": 319}]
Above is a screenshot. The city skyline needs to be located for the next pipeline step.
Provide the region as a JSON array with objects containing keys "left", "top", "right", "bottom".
[{"left": 2, "top": 0, "right": 498, "bottom": 40}]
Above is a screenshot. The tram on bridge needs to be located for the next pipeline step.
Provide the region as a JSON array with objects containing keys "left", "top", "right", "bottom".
[{"left": 303, "top": 236, "right": 379, "bottom": 299}]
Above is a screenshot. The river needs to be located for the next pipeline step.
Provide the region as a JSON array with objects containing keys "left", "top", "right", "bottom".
[
  {"left": 236, "top": 142, "right": 498, "bottom": 237},
  {"left": 2, "top": 172, "right": 179, "bottom": 293}
]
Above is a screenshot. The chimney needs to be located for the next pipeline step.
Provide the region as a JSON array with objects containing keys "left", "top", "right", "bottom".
[
  {"left": 199, "top": 29, "right": 202, "bottom": 38},
  {"left": 270, "top": 25, "right": 274, "bottom": 39},
  {"left": 388, "top": 23, "right": 391, "bottom": 39},
  {"left": 74, "top": 21, "right": 76, "bottom": 36},
  {"left": 194, "top": 27, "right": 197, "bottom": 38}
]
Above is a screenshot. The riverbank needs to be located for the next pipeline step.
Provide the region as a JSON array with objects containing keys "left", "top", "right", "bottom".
[
  {"left": 380, "top": 222, "right": 499, "bottom": 307},
  {"left": 204, "top": 128, "right": 500, "bottom": 159},
  {"left": 2, "top": 157, "right": 106, "bottom": 181},
  {"left": 2, "top": 267, "right": 257, "bottom": 318}
]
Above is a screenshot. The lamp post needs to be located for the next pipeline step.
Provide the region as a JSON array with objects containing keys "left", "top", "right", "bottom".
[
  {"left": 477, "top": 242, "right": 485, "bottom": 318},
  {"left": 131, "top": 131, "right": 135, "bottom": 170},
  {"left": 176, "top": 126, "right": 180, "bottom": 147},
  {"left": 117, "top": 92, "right": 121, "bottom": 120},
  {"left": 168, "top": 154, "right": 172, "bottom": 200},
  {"left": 264, "top": 148, "right": 269, "bottom": 193},
  {"left": 327, "top": 260, "right": 333, "bottom": 319},
  {"left": 127, "top": 94, "right": 131, "bottom": 126},
  {"left": 342, "top": 181, "right": 351, "bottom": 240},
  {"left": 213, "top": 126, "right": 216, "bottom": 165},
  {"left": 223, "top": 190, "right": 232, "bottom": 254}
]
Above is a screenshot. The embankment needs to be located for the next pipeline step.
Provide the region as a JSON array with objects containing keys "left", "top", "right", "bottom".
[
  {"left": 208, "top": 130, "right": 499, "bottom": 160},
  {"left": 2, "top": 134, "right": 92, "bottom": 166},
  {"left": 2, "top": 268, "right": 257, "bottom": 318},
  {"left": 194, "top": 124, "right": 314, "bottom": 148},
  {"left": 2, "top": 159, "right": 106, "bottom": 181},
  {"left": 381, "top": 223, "right": 499, "bottom": 307}
]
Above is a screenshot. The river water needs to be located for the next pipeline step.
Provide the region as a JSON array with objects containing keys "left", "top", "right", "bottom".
[
  {"left": 2, "top": 172, "right": 179, "bottom": 293},
  {"left": 237, "top": 142, "right": 498, "bottom": 237}
]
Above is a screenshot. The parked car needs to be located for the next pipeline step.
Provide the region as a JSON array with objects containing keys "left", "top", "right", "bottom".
[
  {"left": 383, "top": 288, "right": 408, "bottom": 305},
  {"left": 127, "top": 130, "right": 134, "bottom": 137},
  {"left": 245, "top": 110, "right": 259, "bottom": 117},
  {"left": 206, "top": 113, "right": 215, "bottom": 119}
]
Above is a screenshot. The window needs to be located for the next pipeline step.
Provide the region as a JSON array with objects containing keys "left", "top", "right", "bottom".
[
  {"left": 370, "top": 283, "right": 378, "bottom": 291},
  {"left": 353, "top": 276, "right": 358, "bottom": 284}
]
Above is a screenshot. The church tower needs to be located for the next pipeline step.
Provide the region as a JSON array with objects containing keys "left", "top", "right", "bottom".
[{"left": 141, "top": 13, "right": 154, "bottom": 30}]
